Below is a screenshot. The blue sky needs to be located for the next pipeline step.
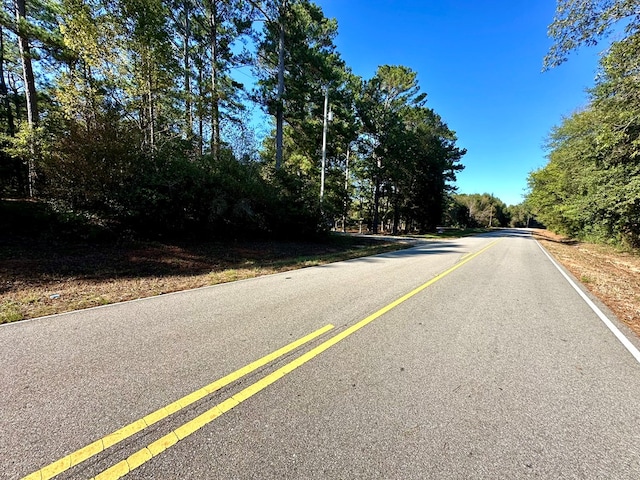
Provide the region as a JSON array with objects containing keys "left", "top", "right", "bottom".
[{"left": 313, "top": 0, "right": 605, "bottom": 206}]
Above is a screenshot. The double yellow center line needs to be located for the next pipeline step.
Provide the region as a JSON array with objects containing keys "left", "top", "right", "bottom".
[{"left": 23, "top": 240, "right": 499, "bottom": 480}]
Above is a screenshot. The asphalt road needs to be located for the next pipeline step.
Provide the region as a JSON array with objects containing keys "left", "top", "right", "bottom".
[{"left": 2, "top": 230, "right": 640, "bottom": 479}]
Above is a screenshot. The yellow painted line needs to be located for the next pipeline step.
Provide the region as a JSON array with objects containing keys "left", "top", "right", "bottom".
[
  {"left": 21, "top": 323, "right": 335, "bottom": 480},
  {"left": 69, "top": 440, "right": 103, "bottom": 467},
  {"left": 126, "top": 448, "right": 153, "bottom": 471},
  {"left": 94, "top": 460, "right": 128, "bottom": 480},
  {"left": 147, "top": 431, "right": 179, "bottom": 457},
  {"left": 22, "top": 472, "right": 42, "bottom": 480},
  {"left": 91, "top": 239, "right": 500, "bottom": 479},
  {"left": 40, "top": 458, "right": 70, "bottom": 479}
]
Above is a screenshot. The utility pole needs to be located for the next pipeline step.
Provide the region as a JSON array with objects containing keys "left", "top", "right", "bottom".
[{"left": 320, "top": 84, "right": 330, "bottom": 200}]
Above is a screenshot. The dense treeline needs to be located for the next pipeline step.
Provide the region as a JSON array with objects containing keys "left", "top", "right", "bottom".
[
  {"left": 445, "top": 193, "right": 533, "bottom": 229},
  {"left": 0, "top": 0, "right": 465, "bottom": 239},
  {"left": 529, "top": 0, "right": 640, "bottom": 247}
]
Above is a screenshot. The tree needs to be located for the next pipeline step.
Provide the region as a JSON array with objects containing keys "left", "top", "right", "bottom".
[
  {"left": 455, "top": 193, "right": 508, "bottom": 228},
  {"left": 13, "top": 0, "right": 37, "bottom": 129},
  {"left": 536, "top": 2, "right": 640, "bottom": 246},
  {"left": 11, "top": 0, "right": 39, "bottom": 197},
  {"left": 253, "top": 0, "right": 344, "bottom": 170},
  {"left": 529, "top": 36, "right": 640, "bottom": 245},
  {"left": 544, "top": 0, "right": 640, "bottom": 69},
  {"left": 401, "top": 107, "right": 465, "bottom": 231},
  {"left": 0, "top": 0, "right": 466, "bottom": 241},
  {"left": 355, "top": 65, "right": 425, "bottom": 233},
  {"left": 193, "top": 0, "right": 251, "bottom": 159},
  {"left": 354, "top": 65, "right": 464, "bottom": 233},
  {"left": 506, "top": 202, "right": 535, "bottom": 228},
  {"left": 250, "top": 0, "right": 287, "bottom": 168},
  {"left": 0, "top": 25, "right": 16, "bottom": 136}
]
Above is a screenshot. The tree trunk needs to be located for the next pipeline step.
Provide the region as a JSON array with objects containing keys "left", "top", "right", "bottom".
[
  {"left": 15, "top": 0, "right": 38, "bottom": 197},
  {"left": 149, "top": 75, "right": 155, "bottom": 151},
  {"left": 197, "top": 55, "right": 204, "bottom": 156},
  {"left": 83, "top": 63, "right": 97, "bottom": 133},
  {"left": 392, "top": 199, "right": 400, "bottom": 234},
  {"left": 372, "top": 178, "right": 380, "bottom": 234},
  {"left": 8, "top": 75, "right": 22, "bottom": 125},
  {"left": 14, "top": 0, "right": 37, "bottom": 128},
  {"left": 210, "top": 0, "right": 220, "bottom": 160},
  {"left": 183, "top": 0, "right": 192, "bottom": 137},
  {"left": 0, "top": 26, "right": 16, "bottom": 136},
  {"left": 275, "top": 3, "right": 285, "bottom": 169},
  {"left": 372, "top": 155, "right": 382, "bottom": 234},
  {"left": 342, "top": 147, "right": 349, "bottom": 232}
]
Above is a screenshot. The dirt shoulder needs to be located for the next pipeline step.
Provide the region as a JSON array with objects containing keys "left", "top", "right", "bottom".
[
  {"left": 0, "top": 236, "right": 411, "bottom": 324},
  {"left": 534, "top": 229, "right": 640, "bottom": 338}
]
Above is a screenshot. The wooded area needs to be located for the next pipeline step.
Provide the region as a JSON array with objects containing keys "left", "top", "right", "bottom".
[
  {"left": 529, "top": 0, "right": 640, "bottom": 248},
  {"left": 0, "top": 0, "right": 467, "bottom": 239}
]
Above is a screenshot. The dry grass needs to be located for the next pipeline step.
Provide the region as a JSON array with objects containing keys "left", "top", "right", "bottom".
[
  {"left": 534, "top": 229, "right": 640, "bottom": 338},
  {"left": 0, "top": 237, "right": 409, "bottom": 323}
]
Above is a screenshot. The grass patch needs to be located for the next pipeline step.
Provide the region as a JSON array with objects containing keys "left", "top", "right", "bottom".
[{"left": 0, "top": 301, "right": 23, "bottom": 324}]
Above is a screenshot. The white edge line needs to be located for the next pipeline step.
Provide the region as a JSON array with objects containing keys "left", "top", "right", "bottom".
[{"left": 536, "top": 240, "right": 640, "bottom": 364}]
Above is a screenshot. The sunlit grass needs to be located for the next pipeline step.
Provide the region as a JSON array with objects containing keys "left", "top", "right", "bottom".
[{"left": 0, "top": 301, "right": 23, "bottom": 324}]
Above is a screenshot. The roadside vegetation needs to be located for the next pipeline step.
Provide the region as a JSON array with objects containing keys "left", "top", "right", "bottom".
[
  {"left": 528, "top": 0, "right": 640, "bottom": 249},
  {"left": 446, "top": 193, "right": 537, "bottom": 229},
  {"left": 0, "top": 0, "right": 466, "bottom": 241},
  {"left": 0, "top": 0, "right": 509, "bottom": 325},
  {"left": 0, "top": 199, "right": 498, "bottom": 324}
]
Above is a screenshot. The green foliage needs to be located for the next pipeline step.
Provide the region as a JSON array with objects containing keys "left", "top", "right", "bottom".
[
  {"left": 442, "top": 195, "right": 470, "bottom": 228},
  {"left": 0, "top": 142, "right": 27, "bottom": 196},
  {"left": 254, "top": 0, "right": 350, "bottom": 164},
  {"left": 505, "top": 203, "right": 535, "bottom": 228},
  {"left": 0, "top": 301, "right": 23, "bottom": 324},
  {"left": 353, "top": 65, "right": 465, "bottom": 234},
  {"left": 544, "top": 0, "right": 640, "bottom": 70},
  {"left": 452, "top": 193, "right": 508, "bottom": 228},
  {"left": 0, "top": 0, "right": 465, "bottom": 242},
  {"left": 265, "top": 166, "right": 327, "bottom": 238},
  {"left": 0, "top": 197, "right": 114, "bottom": 242},
  {"left": 530, "top": 30, "right": 640, "bottom": 247}
]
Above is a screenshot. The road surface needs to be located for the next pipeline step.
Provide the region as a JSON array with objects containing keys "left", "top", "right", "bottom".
[{"left": 2, "top": 230, "right": 640, "bottom": 479}]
